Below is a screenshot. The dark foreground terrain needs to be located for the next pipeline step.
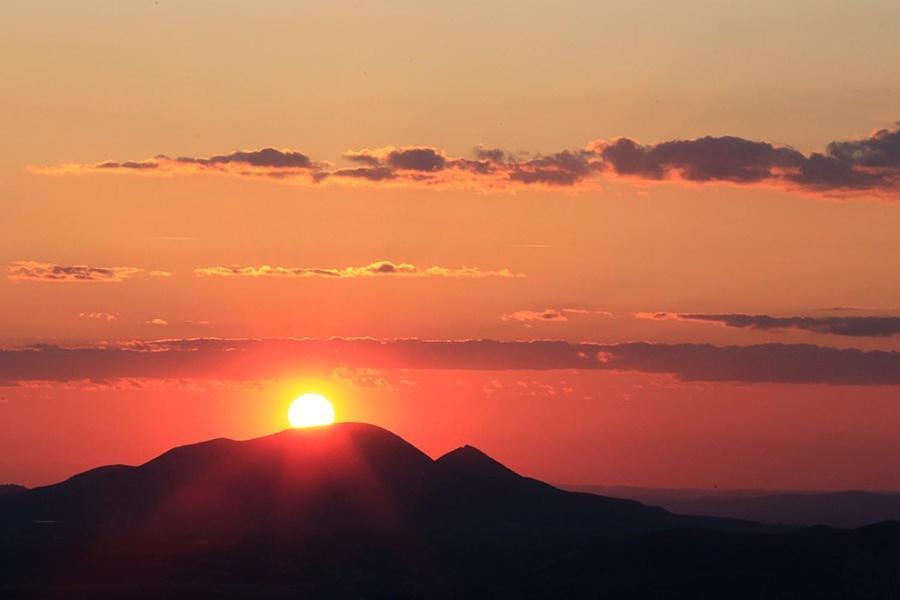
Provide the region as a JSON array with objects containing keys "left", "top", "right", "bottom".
[{"left": 2, "top": 423, "right": 899, "bottom": 598}]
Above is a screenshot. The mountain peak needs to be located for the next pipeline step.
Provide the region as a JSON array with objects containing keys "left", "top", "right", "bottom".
[{"left": 435, "top": 444, "right": 518, "bottom": 479}]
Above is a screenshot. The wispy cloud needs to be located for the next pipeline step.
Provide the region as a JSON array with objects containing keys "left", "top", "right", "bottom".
[
  {"left": 35, "top": 148, "right": 319, "bottom": 179},
  {"left": 194, "top": 260, "right": 523, "bottom": 279},
  {"left": 639, "top": 312, "right": 900, "bottom": 338},
  {"left": 32, "top": 125, "right": 900, "bottom": 198},
  {"left": 501, "top": 308, "right": 612, "bottom": 322},
  {"left": 7, "top": 261, "right": 168, "bottom": 283},
  {"left": 78, "top": 312, "right": 118, "bottom": 322}
]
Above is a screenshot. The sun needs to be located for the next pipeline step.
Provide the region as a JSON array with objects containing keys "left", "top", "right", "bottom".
[{"left": 288, "top": 392, "right": 335, "bottom": 428}]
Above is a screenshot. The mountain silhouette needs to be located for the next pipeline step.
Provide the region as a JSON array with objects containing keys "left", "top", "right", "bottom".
[
  {"left": 0, "top": 424, "right": 755, "bottom": 543},
  {"left": 2, "top": 423, "right": 899, "bottom": 598},
  {"left": 566, "top": 484, "right": 900, "bottom": 528},
  {"left": 0, "top": 484, "right": 26, "bottom": 496}
]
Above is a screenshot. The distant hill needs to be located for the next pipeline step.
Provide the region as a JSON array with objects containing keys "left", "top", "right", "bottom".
[
  {"left": 2, "top": 423, "right": 899, "bottom": 598},
  {"left": 564, "top": 484, "right": 900, "bottom": 528}
]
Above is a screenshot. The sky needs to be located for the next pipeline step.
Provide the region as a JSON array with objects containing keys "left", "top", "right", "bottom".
[{"left": 2, "top": 0, "right": 900, "bottom": 490}]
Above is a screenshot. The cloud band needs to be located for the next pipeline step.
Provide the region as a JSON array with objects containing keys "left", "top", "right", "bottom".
[
  {"left": 34, "top": 125, "right": 900, "bottom": 198},
  {"left": 3, "top": 338, "right": 900, "bottom": 386}
]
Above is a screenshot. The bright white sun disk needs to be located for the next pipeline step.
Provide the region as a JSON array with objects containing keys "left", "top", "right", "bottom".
[{"left": 288, "top": 393, "right": 335, "bottom": 428}]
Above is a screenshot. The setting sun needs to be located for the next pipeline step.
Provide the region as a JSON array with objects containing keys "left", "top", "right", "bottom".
[{"left": 288, "top": 393, "right": 335, "bottom": 428}]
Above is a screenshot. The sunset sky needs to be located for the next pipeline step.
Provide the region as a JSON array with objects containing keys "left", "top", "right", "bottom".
[{"left": 3, "top": 1, "right": 900, "bottom": 490}]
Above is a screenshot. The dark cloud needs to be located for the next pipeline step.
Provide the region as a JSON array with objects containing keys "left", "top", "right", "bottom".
[
  {"left": 826, "top": 127, "right": 900, "bottom": 168},
  {"left": 446, "top": 158, "right": 495, "bottom": 175},
  {"left": 341, "top": 147, "right": 453, "bottom": 173},
  {"left": 597, "top": 128, "right": 900, "bottom": 194},
  {"left": 37, "top": 124, "right": 900, "bottom": 197},
  {"left": 598, "top": 137, "right": 805, "bottom": 183},
  {"left": 509, "top": 149, "right": 599, "bottom": 186},
  {"left": 672, "top": 313, "right": 900, "bottom": 338},
  {"left": 170, "top": 148, "right": 315, "bottom": 169},
  {"left": 473, "top": 147, "right": 507, "bottom": 162},
  {"left": 341, "top": 147, "right": 449, "bottom": 171},
  {"left": 606, "top": 342, "right": 900, "bottom": 385},
  {"left": 385, "top": 147, "right": 447, "bottom": 171},
  {"left": 2, "top": 339, "right": 900, "bottom": 386}
]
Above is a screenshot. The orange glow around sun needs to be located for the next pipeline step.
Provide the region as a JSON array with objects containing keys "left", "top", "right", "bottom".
[{"left": 288, "top": 393, "right": 336, "bottom": 428}]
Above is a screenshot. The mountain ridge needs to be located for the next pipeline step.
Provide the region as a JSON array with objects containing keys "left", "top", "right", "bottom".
[{"left": 2, "top": 422, "right": 899, "bottom": 598}]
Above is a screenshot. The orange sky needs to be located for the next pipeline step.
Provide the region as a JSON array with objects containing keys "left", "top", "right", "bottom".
[{"left": 2, "top": 1, "right": 900, "bottom": 489}]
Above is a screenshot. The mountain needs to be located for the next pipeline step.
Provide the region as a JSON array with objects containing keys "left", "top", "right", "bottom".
[
  {"left": 0, "top": 484, "right": 26, "bottom": 496},
  {"left": 0, "top": 424, "right": 756, "bottom": 543},
  {"left": 2, "top": 423, "right": 899, "bottom": 598},
  {"left": 565, "top": 484, "right": 900, "bottom": 528},
  {"left": 1, "top": 423, "right": 435, "bottom": 541}
]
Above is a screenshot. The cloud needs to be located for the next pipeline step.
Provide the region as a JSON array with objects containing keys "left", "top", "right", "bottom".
[
  {"left": 194, "top": 260, "right": 522, "bottom": 279},
  {"left": 6, "top": 261, "right": 167, "bottom": 283},
  {"left": 319, "top": 166, "right": 396, "bottom": 181},
  {"left": 3, "top": 338, "right": 900, "bottom": 387},
  {"left": 36, "top": 148, "right": 320, "bottom": 180},
  {"left": 596, "top": 136, "right": 803, "bottom": 183},
  {"left": 503, "top": 309, "right": 572, "bottom": 322},
  {"left": 501, "top": 308, "right": 610, "bottom": 322},
  {"left": 474, "top": 146, "right": 507, "bottom": 162},
  {"left": 635, "top": 312, "right": 681, "bottom": 321},
  {"left": 78, "top": 312, "right": 118, "bottom": 322},
  {"left": 331, "top": 366, "right": 395, "bottom": 391},
  {"left": 95, "top": 160, "right": 158, "bottom": 171},
  {"left": 593, "top": 131, "right": 900, "bottom": 194},
  {"left": 385, "top": 147, "right": 447, "bottom": 171},
  {"left": 508, "top": 149, "right": 600, "bottom": 186},
  {"left": 343, "top": 146, "right": 447, "bottom": 171},
  {"left": 145, "top": 318, "right": 169, "bottom": 326},
  {"left": 171, "top": 148, "right": 315, "bottom": 169},
  {"left": 32, "top": 125, "right": 900, "bottom": 198},
  {"left": 644, "top": 312, "right": 900, "bottom": 338}
]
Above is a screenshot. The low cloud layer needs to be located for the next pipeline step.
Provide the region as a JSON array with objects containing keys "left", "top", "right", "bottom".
[
  {"left": 3, "top": 338, "right": 900, "bottom": 386},
  {"left": 501, "top": 308, "right": 611, "bottom": 322},
  {"left": 34, "top": 125, "right": 900, "bottom": 198},
  {"left": 641, "top": 312, "right": 900, "bottom": 338},
  {"left": 194, "top": 261, "right": 522, "bottom": 279},
  {"left": 7, "top": 261, "right": 170, "bottom": 283}
]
